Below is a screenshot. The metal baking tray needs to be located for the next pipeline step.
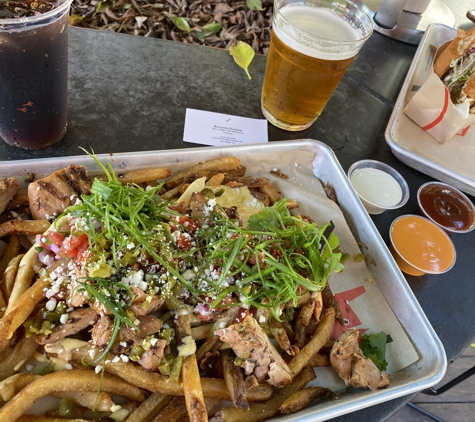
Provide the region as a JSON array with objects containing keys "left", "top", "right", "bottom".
[
  {"left": 0, "top": 140, "right": 445, "bottom": 421},
  {"left": 386, "top": 23, "right": 475, "bottom": 197}
]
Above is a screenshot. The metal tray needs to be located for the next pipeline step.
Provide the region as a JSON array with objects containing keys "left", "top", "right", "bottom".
[
  {"left": 386, "top": 23, "right": 475, "bottom": 197},
  {"left": 0, "top": 140, "right": 446, "bottom": 421}
]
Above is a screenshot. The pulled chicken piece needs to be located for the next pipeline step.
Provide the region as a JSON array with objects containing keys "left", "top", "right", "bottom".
[
  {"left": 28, "top": 164, "right": 91, "bottom": 220},
  {"left": 127, "top": 286, "right": 165, "bottom": 316},
  {"left": 0, "top": 177, "right": 20, "bottom": 214},
  {"left": 330, "top": 329, "right": 390, "bottom": 391},
  {"left": 36, "top": 307, "right": 98, "bottom": 345},
  {"left": 216, "top": 314, "right": 292, "bottom": 387}
]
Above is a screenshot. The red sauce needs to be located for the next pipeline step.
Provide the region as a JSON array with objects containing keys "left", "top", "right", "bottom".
[{"left": 419, "top": 184, "right": 475, "bottom": 231}]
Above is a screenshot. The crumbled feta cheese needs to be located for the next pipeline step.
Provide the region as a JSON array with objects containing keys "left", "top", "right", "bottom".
[
  {"left": 95, "top": 365, "right": 103, "bottom": 374},
  {"left": 45, "top": 298, "right": 57, "bottom": 311}
]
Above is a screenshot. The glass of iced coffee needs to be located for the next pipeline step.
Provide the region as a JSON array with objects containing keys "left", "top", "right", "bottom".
[
  {"left": 261, "top": 0, "right": 373, "bottom": 131},
  {"left": 0, "top": 0, "right": 73, "bottom": 149}
]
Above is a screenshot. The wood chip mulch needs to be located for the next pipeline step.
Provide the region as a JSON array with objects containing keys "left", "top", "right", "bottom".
[{"left": 70, "top": 0, "right": 274, "bottom": 54}]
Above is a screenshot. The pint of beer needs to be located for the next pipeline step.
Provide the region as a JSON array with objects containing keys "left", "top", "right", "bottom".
[{"left": 261, "top": 0, "right": 373, "bottom": 131}]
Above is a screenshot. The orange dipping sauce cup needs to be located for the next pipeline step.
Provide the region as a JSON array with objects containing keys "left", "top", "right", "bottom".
[{"left": 389, "top": 215, "right": 456, "bottom": 276}]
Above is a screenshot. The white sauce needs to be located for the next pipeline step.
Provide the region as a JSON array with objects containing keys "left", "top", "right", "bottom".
[{"left": 350, "top": 168, "right": 402, "bottom": 207}]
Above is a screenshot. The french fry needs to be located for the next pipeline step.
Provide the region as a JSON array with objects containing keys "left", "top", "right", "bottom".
[
  {"left": 286, "top": 199, "right": 299, "bottom": 210},
  {"left": 307, "top": 353, "right": 330, "bottom": 367},
  {"left": 206, "top": 173, "right": 225, "bottom": 187},
  {"left": 295, "top": 297, "right": 316, "bottom": 348},
  {"left": 152, "top": 396, "right": 188, "bottom": 422},
  {"left": 94, "top": 167, "right": 172, "bottom": 185},
  {"left": 1, "top": 254, "right": 24, "bottom": 303},
  {"left": 221, "top": 349, "right": 249, "bottom": 410},
  {"left": 322, "top": 284, "right": 344, "bottom": 325},
  {"left": 278, "top": 386, "right": 338, "bottom": 415},
  {"left": 5, "top": 188, "right": 29, "bottom": 211},
  {"left": 175, "top": 309, "right": 208, "bottom": 422},
  {"left": 17, "top": 416, "right": 90, "bottom": 422},
  {"left": 0, "top": 234, "right": 20, "bottom": 278},
  {"left": 313, "top": 290, "right": 323, "bottom": 323},
  {"left": 0, "top": 220, "right": 50, "bottom": 238},
  {"left": 0, "top": 373, "right": 39, "bottom": 402},
  {"left": 258, "top": 182, "right": 281, "bottom": 205},
  {"left": 210, "top": 366, "right": 316, "bottom": 422},
  {"left": 205, "top": 397, "right": 222, "bottom": 417},
  {"left": 0, "top": 335, "right": 38, "bottom": 381},
  {"left": 52, "top": 390, "right": 115, "bottom": 413},
  {"left": 0, "top": 370, "right": 146, "bottom": 421},
  {"left": 0, "top": 290, "right": 5, "bottom": 317},
  {"left": 0, "top": 277, "right": 45, "bottom": 358},
  {"left": 288, "top": 308, "right": 335, "bottom": 379},
  {"left": 70, "top": 346, "right": 273, "bottom": 402},
  {"left": 125, "top": 393, "right": 171, "bottom": 422},
  {"left": 190, "top": 323, "right": 213, "bottom": 341},
  {"left": 6, "top": 241, "right": 42, "bottom": 310},
  {"left": 269, "top": 318, "right": 294, "bottom": 356},
  {"left": 161, "top": 183, "right": 184, "bottom": 200},
  {"left": 165, "top": 157, "right": 241, "bottom": 188},
  {"left": 196, "top": 334, "right": 222, "bottom": 362}
]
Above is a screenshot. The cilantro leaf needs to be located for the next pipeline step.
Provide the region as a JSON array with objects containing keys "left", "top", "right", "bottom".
[{"left": 360, "top": 332, "right": 388, "bottom": 371}]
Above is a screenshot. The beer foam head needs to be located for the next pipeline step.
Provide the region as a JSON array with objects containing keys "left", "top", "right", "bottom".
[{"left": 274, "top": 5, "right": 368, "bottom": 60}]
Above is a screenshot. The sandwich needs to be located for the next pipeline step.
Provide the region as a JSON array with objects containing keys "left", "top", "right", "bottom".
[{"left": 434, "top": 27, "right": 475, "bottom": 112}]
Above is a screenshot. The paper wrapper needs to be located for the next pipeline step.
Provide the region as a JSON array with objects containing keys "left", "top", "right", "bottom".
[
  {"left": 404, "top": 72, "right": 475, "bottom": 144},
  {"left": 240, "top": 151, "right": 419, "bottom": 391}
]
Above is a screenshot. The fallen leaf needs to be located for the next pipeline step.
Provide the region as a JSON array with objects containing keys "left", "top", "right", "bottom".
[
  {"left": 203, "top": 22, "right": 222, "bottom": 35},
  {"left": 246, "top": 0, "right": 264, "bottom": 11},
  {"left": 168, "top": 15, "right": 191, "bottom": 32},
  {"left": 192, "top": 31, "right": 208, "bottom": 43},
  {"left": 135, "top": 16, "right": 148, "bottom": 28},
  {"left": 229, "top": 41, "right": 255, "bottom": 79},
  {"left": 69, "top": 14, "right": 84, "bottom": 26},
  {"left": 96, "top": 1, "right": 110, "bottom": 13}
]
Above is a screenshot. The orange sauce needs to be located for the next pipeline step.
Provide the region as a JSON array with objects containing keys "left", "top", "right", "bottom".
[{"left": 390, "top": 215, "right": 455, "bottom": 274}]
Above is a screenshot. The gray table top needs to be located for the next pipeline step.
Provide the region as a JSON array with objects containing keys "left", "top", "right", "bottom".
[{"left": 1, "top": 2, "right": 474, "bottom": 420}]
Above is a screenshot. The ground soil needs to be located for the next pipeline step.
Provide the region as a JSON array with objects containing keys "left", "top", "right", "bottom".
[{"left": 70, "top": 0, "right": 274, "bottom": 54}]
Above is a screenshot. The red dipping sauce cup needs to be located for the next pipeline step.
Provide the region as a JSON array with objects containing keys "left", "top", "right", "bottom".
[{"left": 417, "top": 182, "right": 475, "bottom": 234}]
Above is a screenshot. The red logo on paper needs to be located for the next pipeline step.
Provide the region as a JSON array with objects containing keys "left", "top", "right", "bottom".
[{"left": 332, "top": 285, "right": 369, "bottom": 339}]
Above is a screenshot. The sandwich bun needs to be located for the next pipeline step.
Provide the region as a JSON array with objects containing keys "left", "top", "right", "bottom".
[{"left": 434, "top": 27, "right": 475, "bottom": 78}]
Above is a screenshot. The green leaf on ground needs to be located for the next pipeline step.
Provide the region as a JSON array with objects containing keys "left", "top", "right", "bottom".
[
  {"left": 96, "top": 1, "right": 110, "bottom": 12},
  {"left": 192, "top": 31, "right": 208, "bottom": 43},
  {"left": 169, "top": 15, "right": 191, "bottom": 32},
  {"left": 247, "top": 0, "right": 264, "bottom": 11},
  {"left": 69, "top": 14, "right": 84, "bottom": 26},
  {"left": 229, "top": 41, "right": 255, "bottom": 80},
  {"left": 203, "top": 22, "right": 222, "bottom": 34}
]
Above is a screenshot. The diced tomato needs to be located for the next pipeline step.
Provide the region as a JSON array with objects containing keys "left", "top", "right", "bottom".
[
  {"left": 68, "top": 233, "right": 88, "bottom": 250},
  {"left": 46, "top": 231, "right": 65, "bottom": 246},
  {"left": 176, "top": 234, "right": 192, "bottom": 251},
  {"left": 58, "top": 247, "right": 78, "bottom": 259},
  {"left": 56, "top": 233, "right": 89, "bottom": 260},
  {"left": 177, "top": 216, "right": 198, "bottom": 234}
]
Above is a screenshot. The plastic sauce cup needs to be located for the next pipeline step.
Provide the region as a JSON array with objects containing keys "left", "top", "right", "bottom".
[
  {"left": 417, "top": 182, "right": 475, "bottom": 234},
  {"left": 348, "top": 160, "right": 409, "bottom": 214},
  {"left": 389, "top": 215, "right": 456, "bottom": 276}
]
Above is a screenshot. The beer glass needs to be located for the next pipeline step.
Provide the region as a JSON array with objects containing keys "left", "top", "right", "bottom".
[
  {"left": 0, "top": 0, "right": 73, "bottom": 149},
  {"left": 261, "top": 0, "right": 373, "bottom": 131}
]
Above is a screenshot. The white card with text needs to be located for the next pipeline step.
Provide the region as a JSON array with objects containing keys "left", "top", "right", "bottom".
[{"left": 183, "top": 109, "right": 268, "bottom": 146}]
